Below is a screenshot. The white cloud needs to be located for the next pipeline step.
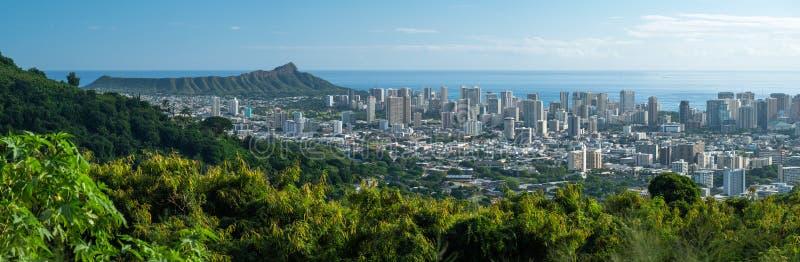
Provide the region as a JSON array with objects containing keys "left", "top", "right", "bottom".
[
  {"left": 243, "top": 36, "right": 635, "bottom": 58},
  {"left": 229, "top": 26, "right": 241, "bottom": 31},
  {"left": 395, "top": 27, "right": 439, "bottom": 34},
  {"left": 628, "top": 13, "right": 800, "bottom": 57}
]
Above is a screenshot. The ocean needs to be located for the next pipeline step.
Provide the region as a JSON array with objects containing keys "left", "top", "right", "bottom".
[{"left": 45, "top": 70, "right": 800, "bottom": 111}]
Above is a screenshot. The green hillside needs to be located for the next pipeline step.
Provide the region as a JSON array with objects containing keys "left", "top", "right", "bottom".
[{"left": 85, "top": 62, "right": 351, "bottom": 97}]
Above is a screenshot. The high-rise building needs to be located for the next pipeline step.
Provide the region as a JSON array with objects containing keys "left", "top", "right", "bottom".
[
  {"left": 486, "top": 93, "right": 501, "bottom": 115},
  {"left": 723, "top": 168, "right": 746, "bottom": 196},
  {"left": 568, "top": 149, "right": 587, "bottom": 172},
  {"left": 423, "top": 87, "right": 433, "bottom": 101},
  {"left": 536, "top": 120, "right": 548, "bottom": 137},
  {"left": 706, "top": 99, "right": 729, "bottom": 129},
  {"left": 736, "top": 92, "right": 755, "bottom": 101},
  {"left": 370, "top": 88, "right": 385, "bottom": 104},
  {"left": 440, "top": 86, "right": 448, "bottom": 105},
  {"left": 527, "top": 93, "right": 540, "bottom": 101},
  {"left": 780, "top": 167, "right": 800, "bottom": 184},
  {"left": 441, "top": 111, "right": 454, "bottom": 129},
  {"left": 367, "top": 96, "right": 376, "bottom": 122},
  {"left": 771, "top": 93, "right": 791, "bottom": 117},
  {"left": 211, "top": 96, "right": 220, "bottom": 117},
  {"left": 647, "top": 96, "right": 659, "bottom": 127},
  {"left": 587, "top": 149, "right": 603, "bottom": 170},
  {"left": 229, "top": 97, "right": 239, "bottom": 116},
  {"left": 596, "top": 93, "right": 608, "bottom": 116},
  {"left": 766, "top": 97, "right": 778, "bottom": 121},
  {"left": 738, "top": 106, "right": 756, "bottom": 129},
  {"left": 718, "top": 92, "right": 735, "bottom": 99},
  {"left": 521, "top": 99, "right": 544, "bottom": 128},
  {"left": 672, "top": 141, "right": 704, "bottom": 164},
  {"left": 679, "top": 100, "right": 690, "bottom": 124},
  {"left": 693, "top": 170, "right": 714, "bottom": 187},
  {"left": 671, "top": 160, "right": 689, "bottom": 175},
  {"left": 620, "top": 89, "right": 635, "bottom": 112},
  {"left": 463, "top": 119, "right": 482, "bottom": 136},
  {"left": 560, "top": 91, "right": 570, "bottom": 110},
  {"left": 500, "top": 90, "right": 514, "bottom": 109},
  {"left": 756, "top": 99, "right": 768, "bottom": 130},
  {"left": 399, "top": 88, "right": 412, "bottom": 124},
  {"left": 568, "top": 115, "right": 581, "bottom": 138},
  {"left": 504, "top": 117, "right": 515, "bottom": 140},
  {"left": 461, "top": 86, "right": 482, "bottom": 105},
  {"left": 386, "top": 96, "right": 405, "bottom": 125}
]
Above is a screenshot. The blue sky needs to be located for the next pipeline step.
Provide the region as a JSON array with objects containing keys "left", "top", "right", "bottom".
[{"left": 2, "top": 0, "right": 799, "bottom": 70}]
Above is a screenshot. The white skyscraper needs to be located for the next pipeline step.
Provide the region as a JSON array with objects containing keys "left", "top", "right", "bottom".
[
  {"left": 211, "top": 96, "right": 220, "bottom": 117},
  {"left": 620, "top": 89, "right": 635, "bottom": 112},
  {"left": 723, "top": 168, "right": 746, "bottom": 197},
  {"left": 229, "top": 97, "right": 239, "bottom": 116}
]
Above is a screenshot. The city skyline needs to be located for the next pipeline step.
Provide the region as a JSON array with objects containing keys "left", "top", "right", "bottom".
[{"left": 2, "top": 1, "right": 799, "bottom": 70}]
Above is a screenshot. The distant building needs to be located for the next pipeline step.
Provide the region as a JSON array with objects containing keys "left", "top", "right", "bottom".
[
  {"left": 568, "top": 115, "right": 581, "bottom": 138},
  {"left": 587, "top": 149, "right": 603, "bottom": 170},
  {"left": 504, "top": 117, "right": 515, "bottom": 140},
  {"left": 366, "top": 96, "right": 376, "bottom": 122},
  {"left": 229, "top": 97, "right": 239, "bottom": 116},
  {"left": 723, "top": 168, "right": 746, "bottom": 196},
  {"left": 620, "top": 89, "right": 635, "bottom": 112},
  {"left": 568, "top": 149, "right": 586, "bottom": 172},
  {"left": 671, "top": 160, "right": 689, "bottom": 175},
  {"left": 211, "top": 96, "right": 220, "bottom": 117},
  {"left": 692, "top": 169, "right": 714, "bottom": 188}
]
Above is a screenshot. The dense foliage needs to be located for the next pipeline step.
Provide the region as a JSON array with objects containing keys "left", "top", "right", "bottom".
[
  {"left": 5, "top": 132, "right": 800, "bottom": 261},
  {"left": 0, "top": 52, "right": 233, "bottom": 164}
]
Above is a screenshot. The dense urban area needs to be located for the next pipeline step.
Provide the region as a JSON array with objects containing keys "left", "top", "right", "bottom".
[{"left": 143, "top": 86, "right": 800, "bottom": 201}]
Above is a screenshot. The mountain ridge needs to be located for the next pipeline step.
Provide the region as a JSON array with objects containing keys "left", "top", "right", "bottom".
[{"left": 85, "top": 62, "right": 350, "bottom": 97}]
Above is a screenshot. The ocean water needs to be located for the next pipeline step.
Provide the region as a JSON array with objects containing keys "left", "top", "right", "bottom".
[{"left": 46, "top": 70, "right": 800, "bottom": 111}]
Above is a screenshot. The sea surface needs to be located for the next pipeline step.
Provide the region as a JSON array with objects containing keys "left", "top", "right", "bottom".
[{"left": 45, "top": 70, "right": 800, "bottom": 111}]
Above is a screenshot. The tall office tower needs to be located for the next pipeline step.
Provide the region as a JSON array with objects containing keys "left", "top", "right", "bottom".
[
  {"left": 620, "top": 89, "right": 635, "bottom": 112},
  {"left": 423, "top": 87, "right": 433, "bottom": 101},
  {"left": 521, "top": 100, "right": 536, "bottom": 127},
  {"left": 461, "top": 86, "right": 482, "bottom": 105},
  {"left": 536, "top": 120, "right": 548, "bottom": 137},
  {"left": 413, "top": 112, "right": 422, "bottom": 127},
  {"left": 370, "top": 88, "right": 385, "bottom": 104},
  {"left": 568, "top": 149, "right": 587, "bottom": 172},
  {"left": 211, "top": 96, "right": 220, "bottom": 117},
  {"left": 578, "top": 104, "right": 589, "bottom": 119},
  {"left": 706, "top": 99, "right": 729, "bottom": 129},
  {"left": 647, "top": 96, "right": 659, "bottom": 127},
  {"left": 399, "top": 88, "right": 412, "bottom": 124},
  {"left": 572, "top": 91, "right": 591, "bottom": 113},
  {"left": 229, "top": 97, "right": 239, "bottom": 116},
  {"left": 596, "top": 93, "right": 608, "bottom": 116},
  {"left": 756, "top": 99, "right": 768, "bottom": 130},
  {"left": 587, "top": 116, "right": 598, "bottom": 134},
  {"left": 679, "top": 100, "right": 690, "bottom": 124},
  {"left": 527, "top": 93, "right": 540, "bottom": 101},
  {"left": 718, "top": 92, "right": 735, "bottom": 99},
  {"left": 587, "top": 149, "right": 603, "bottom": 170},
  {"left": 440, "top": 86, "right": 448, "bottom": 104},
  {"left": 386, "top": 88, "right": 399, "bottom": 98},
  {"left": 766, "top": 97, "right": 778, "bottom": 121},
  {"left": 560, "top": 91, "right": 570, "bottom": 110},
  {"left": 533, "top": 100, "right": 545, "bottom": 124},
  {"left": 791, "top": 95, "right": 800, "bottom": 121},
  {"left": 726, "top": 98, "right": 741, "bottom": 121},
  {"left": 503, "top": 117, "right": 515, "bottom": 140},
  {"left": 348, "top": 89, "right": 355, "bottom": 108},
  {"left": 723, "top": 168, "right": 746, "bottom": 196},
  {"left": 737, "top": 106, "right": 756, "bottom": 129},
  {"left": 485, "top": 93, "right": 501, "bottom": 114},
  {"left": 736, "top": 91, "right": 755, "bottom": 101},
  {"left": 567, "top": 114, "right": 581, "bottom": 138},
  {"left": 771, "top": 93, "right": 791, "bottom": 117},
  {"left": 366, "top": 95, "right": 376, "bottom": 122},
  {"left": 672, "top": 141, "right": 704, "bottom": 164},
  {"left": 386, "top": 96, "right": 405, "bottom": 126},
  {"left": 500, "top": 90, "right": 514, "bottom": 109},
  {"left": 441, "top": 111, "right": 454, "bottom": 129}
]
